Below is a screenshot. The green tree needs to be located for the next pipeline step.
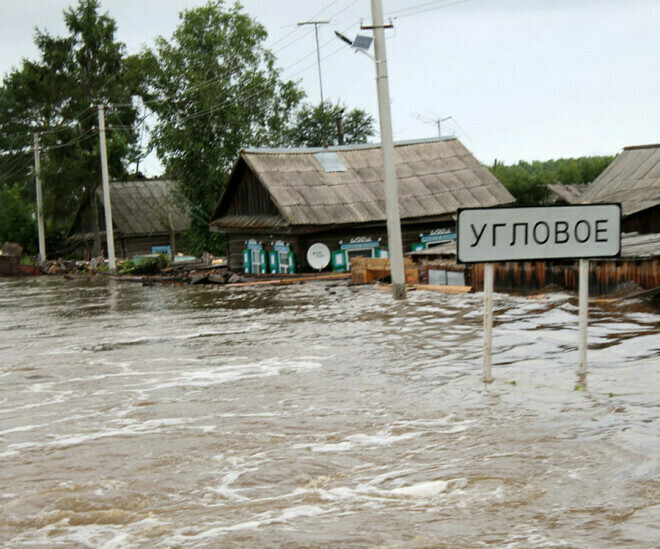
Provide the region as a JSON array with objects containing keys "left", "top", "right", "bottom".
[
  {"left": 0, "top": 0, "right": 140, "bottom": 255},
  {"left": 141, "top": 0, "right": 303, "bottom": 254},
  {"left": 491, "top": 155, "right": 615, "bottom": 205},
  {"left": 282, "top": 100, "right": 375, "bottom": 147},
  {"left": 0, "top": 184, "right": 38, "bottom": 255}
]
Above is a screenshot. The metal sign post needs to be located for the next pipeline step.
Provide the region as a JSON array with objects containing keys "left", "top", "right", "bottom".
[
  {"left": 482, "top": 262, "right": 494, "bottom": 383},
  {"left": 457, "top": 205, "right": 621, "bottom": 383},
  {"left": 577, "top": 258, "right": 589, "bottom": 380}
]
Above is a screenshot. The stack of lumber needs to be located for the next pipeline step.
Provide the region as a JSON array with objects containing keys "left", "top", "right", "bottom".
[{"left": 350, "top": 257, "right": 419, "bottom": 285}]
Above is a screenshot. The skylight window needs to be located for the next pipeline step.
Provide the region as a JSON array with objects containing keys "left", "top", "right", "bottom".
[{"left": 314, "top": 151, "right": 347, "bottom": 173}]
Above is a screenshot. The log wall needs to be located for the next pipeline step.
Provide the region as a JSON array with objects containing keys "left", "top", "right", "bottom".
[{"left": 470, "top": 259, "right": 659, "bottom": 294}]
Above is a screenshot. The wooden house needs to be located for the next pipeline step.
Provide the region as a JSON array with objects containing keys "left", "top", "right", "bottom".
[
  {"left": 210, "top": 137, "right": 515, "bottom": 272},
  {"left": 579, "top": 144, "right": 660, "bottom": 234},
  {"left": 411, "top": 232, "right": 659, "bottom": 294},
  {"left": 68, "top": 179, "right": 190, "bottom": 259}
]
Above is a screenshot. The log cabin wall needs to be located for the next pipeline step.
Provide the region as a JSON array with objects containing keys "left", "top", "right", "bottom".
[
  {"left": 622, "top": 206, "right": 660, "bottom": 235},
  {"left": 226, "top": 169, "right": 279, "bottom": 217},
  {"left": 470, "top": 259, "right": 659, "bottom": 294},
  {"left": 122, "top": 234, "right": 173, "bottom": 257},
  {"left": 227, "top": 233, "right": 301, "bottom": 271},
  {"left": 225, "top": 220, "right": 456, "bottom": 272},
  {"left": 297, "top": 221, "right": 456, "bottom": 270}
]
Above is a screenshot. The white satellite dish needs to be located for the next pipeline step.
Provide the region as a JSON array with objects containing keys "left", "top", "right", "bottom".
[{"left": 306, "top": 243, "right": 331, "bottom": 271}]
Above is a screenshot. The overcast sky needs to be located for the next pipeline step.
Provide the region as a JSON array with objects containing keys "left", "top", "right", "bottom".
[{"left": 1, "top": 0, "right": 659, "bottom": 176}]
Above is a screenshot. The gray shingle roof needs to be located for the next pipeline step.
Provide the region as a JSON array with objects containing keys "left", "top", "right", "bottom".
[
  {"left": 547, "top": 183, "right": 587, "bottom": 204},
  {"left": 579, "top": 144, "right": 660, "bottom": 217},
  {"left": 96, "top": 180, "right": 190, "bottom": 236},
  {"left": 219, "top": 138, "right": 514, "bottom": 227}
]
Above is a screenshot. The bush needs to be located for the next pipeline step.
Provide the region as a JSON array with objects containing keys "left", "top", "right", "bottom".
[{"left": 119, "top": 254, "right": 170, "bottom": 275}]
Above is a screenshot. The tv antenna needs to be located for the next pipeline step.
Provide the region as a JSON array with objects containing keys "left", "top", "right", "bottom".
[{"left": 413, "top": 112, "right": 454, "bottom": 138}]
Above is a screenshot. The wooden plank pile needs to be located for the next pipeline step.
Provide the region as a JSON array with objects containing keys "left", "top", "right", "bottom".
[{"left": 350, "top": 257, "right": 419, "bottom": 285}]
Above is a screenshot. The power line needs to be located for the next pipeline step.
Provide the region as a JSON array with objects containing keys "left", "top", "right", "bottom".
[
  {"left": 387, "top": 0, "right": 468, "bottom": 19},
  {"left": 267, "top": 0, "right": 343, "bottom": 51},
  {"left": 153, "top": 17, "right": 357, "bottom": 126},
  {"left": 0, "top": 156, "right": 33, "bottom": 183},
  {"left": 44, "top": 128, "right": 98, "bottom": 151},
  {"left": 113, "top": 0, "right": 361, "bottom": 113},
  {"left": 0, "top": 1, "right": 365, "bottom": 179}
]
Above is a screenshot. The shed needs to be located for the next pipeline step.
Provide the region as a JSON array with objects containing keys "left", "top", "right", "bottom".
[
  {"left": 546, "top": 183, "right": 587, "bottom": 205},
  {"left": 579, "top": 144, "right": 660, "bottom": 234},
  {"left": 68, "top": 179, "right": 190, "bottom": 258},
  {"left": 210, "top": 137, "right": 515, "bottom": 272}
]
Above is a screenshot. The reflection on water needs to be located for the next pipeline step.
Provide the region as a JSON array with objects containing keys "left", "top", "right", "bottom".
[{"left": 1, "top": 277, "right": 659, "bottom": 547}]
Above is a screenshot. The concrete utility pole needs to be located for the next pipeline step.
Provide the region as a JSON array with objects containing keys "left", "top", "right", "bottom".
[
  {"left": 32, "top": 133, "right": 46, "bottom": 265},
  {"left": 97, "top": 104, "right": 116, "bottom": 273},
  {"left": 367, "top": 0, "right": 406, "bottom": 299},
  {"left": 298, "top": 20, "right": 330, "bottom": 147}
]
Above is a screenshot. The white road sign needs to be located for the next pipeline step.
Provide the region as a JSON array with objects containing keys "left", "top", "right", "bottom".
[{"left": 457, "top": 204, "right": 621, "bottom": 263}]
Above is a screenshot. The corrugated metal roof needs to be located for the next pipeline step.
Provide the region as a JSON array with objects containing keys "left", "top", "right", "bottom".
[
  {"left": 579, "top": 144, "right": 660, "bottom": 216},
  {"left": 218, "top": 138, "right": 514, "bottom": 227},
  {"left": 95, "top": 180, "right": 190, "bottom": 236}
]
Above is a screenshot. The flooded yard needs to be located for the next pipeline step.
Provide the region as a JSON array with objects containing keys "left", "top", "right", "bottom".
[{"left": 0, "top": 277, "right": 658, "bottom": 547}]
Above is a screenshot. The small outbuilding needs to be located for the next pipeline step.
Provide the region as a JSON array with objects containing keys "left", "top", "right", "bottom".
[
  {"left": 210, "top": 137, "right": 515, "bottom": 273},
  {"left": 546, "top": 183, "right": 587, "bottom": 205},
  {"left": 68, "top": 179, "right": 190, "bottom": 259},
  {"left": 579, "top": 144, "right": 660, "bottom": 234}
]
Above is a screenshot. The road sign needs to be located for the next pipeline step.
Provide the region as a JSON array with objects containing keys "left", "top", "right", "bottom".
[
  {"left": 457, "top": 204, "right": 621, "bottom": 263},
  {"left": 457, "top": 204, "right": 621, "bottom": 385}
]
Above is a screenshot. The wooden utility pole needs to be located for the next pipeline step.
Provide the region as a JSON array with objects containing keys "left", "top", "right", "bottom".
[
  {"left": 367, "top": 0, "right": 406, "bottom": 299},
  {"left": 298, "top": 20, "right": 330, "bottom": 147},
  {"left": 97, "top": 104, "right": 116, "bottom": 273},
  {"left": 32, "top": 133, "right": 46, "bottom": 265}
]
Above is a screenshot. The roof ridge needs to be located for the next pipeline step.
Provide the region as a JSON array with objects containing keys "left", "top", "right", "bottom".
[
  {"left": 243, "top": 136, "right": 457, "bottom": 155},
  {"left": 622, "top": 143, "right": 660, "bottom": 150}
]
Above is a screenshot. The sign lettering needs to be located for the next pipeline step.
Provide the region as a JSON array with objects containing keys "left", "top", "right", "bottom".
[{"left": 457, "top": 205, "right": 621, "bottom": 263}]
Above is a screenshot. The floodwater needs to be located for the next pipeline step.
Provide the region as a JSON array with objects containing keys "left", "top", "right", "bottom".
[{"left": 0, "top": 278, "right": 658, "bottom": 548}]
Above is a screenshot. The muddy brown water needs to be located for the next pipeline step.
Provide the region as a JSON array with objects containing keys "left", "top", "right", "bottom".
[{"left": 0, "top": 277, "right": 658, "bottom": 548}]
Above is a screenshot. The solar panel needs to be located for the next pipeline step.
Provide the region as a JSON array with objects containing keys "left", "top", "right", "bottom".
[
  {"left": 314, "top": 151, "right": 347, "bottom": 172},
  {"left": 352, "top": 34, "right": 373, "bottom": 51}
]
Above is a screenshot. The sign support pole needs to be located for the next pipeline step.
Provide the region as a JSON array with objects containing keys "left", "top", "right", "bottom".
[
  {"left": 577, "top": 258, "right": 589, "bottom": 381},
  {"left": 483, "top": 262, "right": 494, "bottom": 383}
]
